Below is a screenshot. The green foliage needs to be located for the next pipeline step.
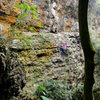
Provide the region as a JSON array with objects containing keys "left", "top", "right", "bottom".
[
  {"left": 29, "top": 27, "right": 35, "bottom": 31},
  {"left": 35, "top": 80, "right": 68, "bottom": 100},
  {"left": 13, "top": 33, "right": 34, "bottom": 48},
  {"left": 70, "top": 85, "right": 84, "bottom": 100},
  {"left": 93, "top": 81, "right": 100, "bottom": 91},
  {"left": 36, "top": 81, "right": 84, "bottom": 100},
  {"left": 14, "top": 0, "right": 40, "bottom": 31},
  {"left": 41, "top": 96, "right": 51, "bottom": 100}
]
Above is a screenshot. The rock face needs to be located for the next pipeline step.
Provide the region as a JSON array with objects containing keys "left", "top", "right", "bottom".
[
  {"left": 0, "top": 0, "right": 21, "bottom": 16},
  {"left": 0, "top": 0, "right": 20, "bottom": 36},
  {"left": 13, "top": 31, "right": 84, "bottom": 68},
  {"left": 41, "top": 32, "right": 84, "bottom": 66},
  {"left": 0, "top": 48, "right": 26, "bottom": 100},
  {"left": 0, "top": 0, "right": 78, "bottom": 34},
  {"left": 32, "top": 0, "right": 78, "bottom": 32},
  {"left": 88, "top": 0, "right": 100, "bottom": 53}
]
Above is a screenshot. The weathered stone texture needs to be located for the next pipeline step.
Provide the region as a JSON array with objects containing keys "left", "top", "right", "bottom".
[
  {"left": 31, "top": 0, "right": 78, "bottom": 32},
  {"left": 0, "top": 0, "right": 21, "bottom": 35}
]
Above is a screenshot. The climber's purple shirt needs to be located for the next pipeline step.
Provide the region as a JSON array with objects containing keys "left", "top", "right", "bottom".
[
  {"left": 62, "top": 44, "right": 67, "bottom": 49},
  {"left": 60, "top": 44, "right": 67, "bottom": 56}
]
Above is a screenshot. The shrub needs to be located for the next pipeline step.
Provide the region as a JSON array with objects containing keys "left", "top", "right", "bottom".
[
  {"left": 35, "top": 80, "right": 84, "bottom": 100},
  {"left": 70, "top": 85, "right": 84, "bottom": 100},
  {"left": 14, "top": 0, "right": 43, "bottom": 32},
  {"left": 35, "top": 80, "right": 69, "bottom": 100}
]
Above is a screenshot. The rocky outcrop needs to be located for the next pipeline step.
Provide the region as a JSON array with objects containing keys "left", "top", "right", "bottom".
[
  {"left": 0, "top": 46, "right": 26, "bottom": 100},
  {"left": 31, "top": 0, "right": 78, "bottom": 32},
  {"left": 0, "top": 0, "right": 21, "bottom": 16},
  {"left": 0, "top": 0, "right": 78, "bottom": 34},
  {"left": 0, "top": 0, "right": 21, "bottom": 36},
  {"left": 39, "top": 32, "right": 84, "bottom": 66},
  {"left": 15, "top": 31, "right": 83, "bottom": 67}
]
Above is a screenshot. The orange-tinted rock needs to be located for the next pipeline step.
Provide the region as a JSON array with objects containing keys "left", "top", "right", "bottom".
[
  {"left": 10, "top": 8, "right": 20, "bottom": 16},
  {"left": 0, "top": 0, "right": 8, "bottom": 10},
  {"left": 36, "top": 20, "right": 43, "bottom": 25},
  {"left": 10, "top": 0, "right": 21, "bottom": 15},
  {"left": 0, "top": 0, "right": 20, "bottom": 36},
  {"left": 0, "top": 23, "right": 11, "bottom": 33},
  {"left": 0, "top": 0, "right": 21, "bottom": 15},
  {"left": 57, "top": 9, "right": 63, "bottom": 17},
  {"left": 0, "top": 22, "right": 12, "bottom": 37},
  {"left": 64, "top": 27, "right": 71, "bottom": 32},
  {"left": 27, "top": 0, "right": 32, "bottom": 4},
  {"left": 45, "top": 19, "right": 52, "bottom": 27},
  {"left": 39, "top": 8, "right": 46, "bottom": 18},
  {"left": 65, "top": 20, "right": 73, "bottom": 27},
  {"left": 0, "top": 16, "right": 17, "bottom": 24}
]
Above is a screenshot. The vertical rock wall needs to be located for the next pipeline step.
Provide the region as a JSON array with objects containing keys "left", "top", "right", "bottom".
[
  {"left": 32, "top": 0, "right": 78, "bottom": 33},
  {"left": 0, "top": 0, "right": 79, "bottom": 34}
]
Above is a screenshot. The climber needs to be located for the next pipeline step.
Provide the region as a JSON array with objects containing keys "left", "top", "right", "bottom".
[{"left": 60, "top": 43, "right": 67, "bottom": 56}]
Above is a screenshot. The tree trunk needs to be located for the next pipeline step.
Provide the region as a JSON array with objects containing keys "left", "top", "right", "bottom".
[{"left": 78, "top": 0, "right": 95, "bottom": 100}]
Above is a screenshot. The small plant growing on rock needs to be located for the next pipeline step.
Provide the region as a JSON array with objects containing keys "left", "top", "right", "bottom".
[{"left": 14, "top": 0, "right": 43, "bottom": 32}]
